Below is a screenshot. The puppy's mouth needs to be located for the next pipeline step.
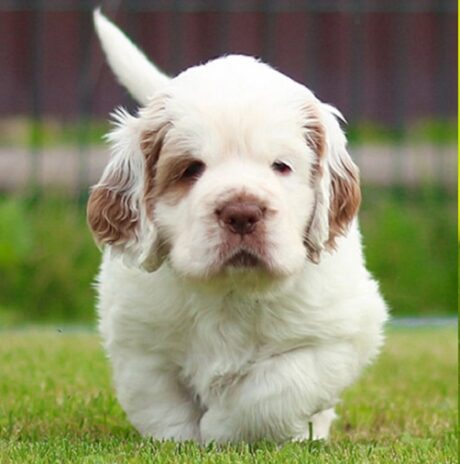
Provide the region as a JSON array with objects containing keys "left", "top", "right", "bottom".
[{"left": 225, "top": 250, "right": 262, "bottom": 268}]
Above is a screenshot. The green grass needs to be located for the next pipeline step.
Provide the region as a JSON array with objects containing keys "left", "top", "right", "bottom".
[{"left": 0, "top": 327, "right": 456, "bottom": 463}]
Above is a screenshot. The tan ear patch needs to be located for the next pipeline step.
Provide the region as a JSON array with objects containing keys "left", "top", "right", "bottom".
[
  {"left": 326, "top": 157, "right": 361, "bottom": 250},
  {"left": 305, "top": 119, "right": 326, "bottom": 161},
  {"left": 87, "top": 174, "right": 139, "bottom": 245}
]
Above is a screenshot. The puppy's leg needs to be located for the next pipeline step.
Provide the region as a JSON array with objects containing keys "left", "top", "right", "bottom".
[
  {"left": 310, "top": 407, "right": 337, "bottom": 440},
  {"left": 200, "top": 343, "right": 357, "bottom": 443},
  {"left": 292, "top": 408, "right": 337, "bottom": 441},
  {"left": 111, "top": 351, "right": 201, "bottom": 441}
]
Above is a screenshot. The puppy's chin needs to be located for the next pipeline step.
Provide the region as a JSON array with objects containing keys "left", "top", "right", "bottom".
[
  {"left": 183, "top": 267, "right": 283, "bottom": 296},
  {"left": 169, "top": 247, "right": 297, "bottom": 296},
  {"left": 224, "top": 249, "right": 264, "bottom": 269}
]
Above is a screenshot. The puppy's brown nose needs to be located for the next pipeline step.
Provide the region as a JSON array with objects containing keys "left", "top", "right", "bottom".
[{"left": 218, "top": 203, "right": 263, "bottom": 235}]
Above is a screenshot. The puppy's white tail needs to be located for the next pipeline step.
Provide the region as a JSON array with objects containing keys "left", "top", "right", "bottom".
[{"left": 94, "top": 9, "right": 170, "bottom": 105}]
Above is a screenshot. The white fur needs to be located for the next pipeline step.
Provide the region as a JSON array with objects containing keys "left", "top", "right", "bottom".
[
  {"left": 91, "top": 13, "right": 388, "bottom": 444},
  {"left": 94, "top": 9, "right": 170, "bottom": 105}
]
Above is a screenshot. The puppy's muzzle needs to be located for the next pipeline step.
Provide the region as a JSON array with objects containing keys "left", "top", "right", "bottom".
[{"left": 216, "top": 202, "right": 265, "bottom": 235}]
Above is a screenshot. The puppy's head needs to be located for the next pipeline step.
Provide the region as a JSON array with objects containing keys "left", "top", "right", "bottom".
[{"left": 89, "top": 17, "right": 360, "bottom": 285}]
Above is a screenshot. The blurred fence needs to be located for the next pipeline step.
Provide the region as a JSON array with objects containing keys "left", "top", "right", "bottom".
[{"left": 0, "top": 0, "right": 456, "bottom": 195}]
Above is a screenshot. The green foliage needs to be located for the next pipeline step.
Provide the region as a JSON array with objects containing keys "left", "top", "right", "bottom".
[
  {"left": 346, "top": 119, "right": 457, "bottom": 146},
  {"left": 0, "top": 194, "right": 100, "bottom": 324},
  {"left": 360, "top": 187, "right": 457, "bottom": 315},
  {"left": 0, "top": 328, "right": 457, "bottom": 462},
  {"left": 0, "top": 118, "right": 110, "bottom": 149},
  {"left": 409, "top": 119, "right": 458, "bottom": 145},
  {"left": 347, "top": 121, "right": 401, "bottom": 145},
  {"left": 0, "top": 199, "right": 33, "bottom": 268},
  {"left": 1, "top": 118, "right": 457, "bottom": 149},
  {"left": 0, "top": 187, "right": 456, "bottom": 324}
]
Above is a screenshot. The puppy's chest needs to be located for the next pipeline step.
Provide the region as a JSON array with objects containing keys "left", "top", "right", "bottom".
[
  {"left": 177, "top": 307, "right": 262, "bottom": 403},
  {"left": 176, "top": 301, "right": 308, "bottom": 404}
]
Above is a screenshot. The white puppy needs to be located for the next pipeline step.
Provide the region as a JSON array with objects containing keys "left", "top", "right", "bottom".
[{"left": 88, "top": 11, "right": 388, "bottom": 444}]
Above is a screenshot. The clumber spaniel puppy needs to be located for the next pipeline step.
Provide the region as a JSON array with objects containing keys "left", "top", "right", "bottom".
[{"left": 88, "top": 11, "right": 388, "bottom": 444}]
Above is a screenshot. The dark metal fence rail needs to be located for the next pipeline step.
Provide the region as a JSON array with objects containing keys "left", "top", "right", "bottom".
[
  {"left": 0, "top": 0, "right": 456, "bottom": 195},
  {"left": 1, "top": 0, "right": 456, "bottom": 12}
]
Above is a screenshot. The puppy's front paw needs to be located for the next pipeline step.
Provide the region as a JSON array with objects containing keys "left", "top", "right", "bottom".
[
  {"left": 292, "top": 408, "right": 337, "bottom": 441},
  {"left": 200, "top": 407, "right": 236, "bottom": 444}
]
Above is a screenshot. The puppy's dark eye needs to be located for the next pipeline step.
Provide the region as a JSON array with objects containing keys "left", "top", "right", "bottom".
[
  {"left": 271, "top": 161, "right": 292, "bottom": 175},
  {"left": 181, "top": 161, "right": 206, "bottom": 180}
]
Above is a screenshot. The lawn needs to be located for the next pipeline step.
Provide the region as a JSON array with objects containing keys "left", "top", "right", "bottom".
[{"left": 0, "top": 326, "right": 457, "bottom": 463}]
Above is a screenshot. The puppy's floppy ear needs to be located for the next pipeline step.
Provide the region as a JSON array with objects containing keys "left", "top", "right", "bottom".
[
  {"left": 304, "top": 104, "right": 361, "bottom": 263},
  {"left": 87, "top": 106, "right": 168, "bottom": 271},
  {"left": 324, "top": 106, "right": 361, "bottom": 250}
]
